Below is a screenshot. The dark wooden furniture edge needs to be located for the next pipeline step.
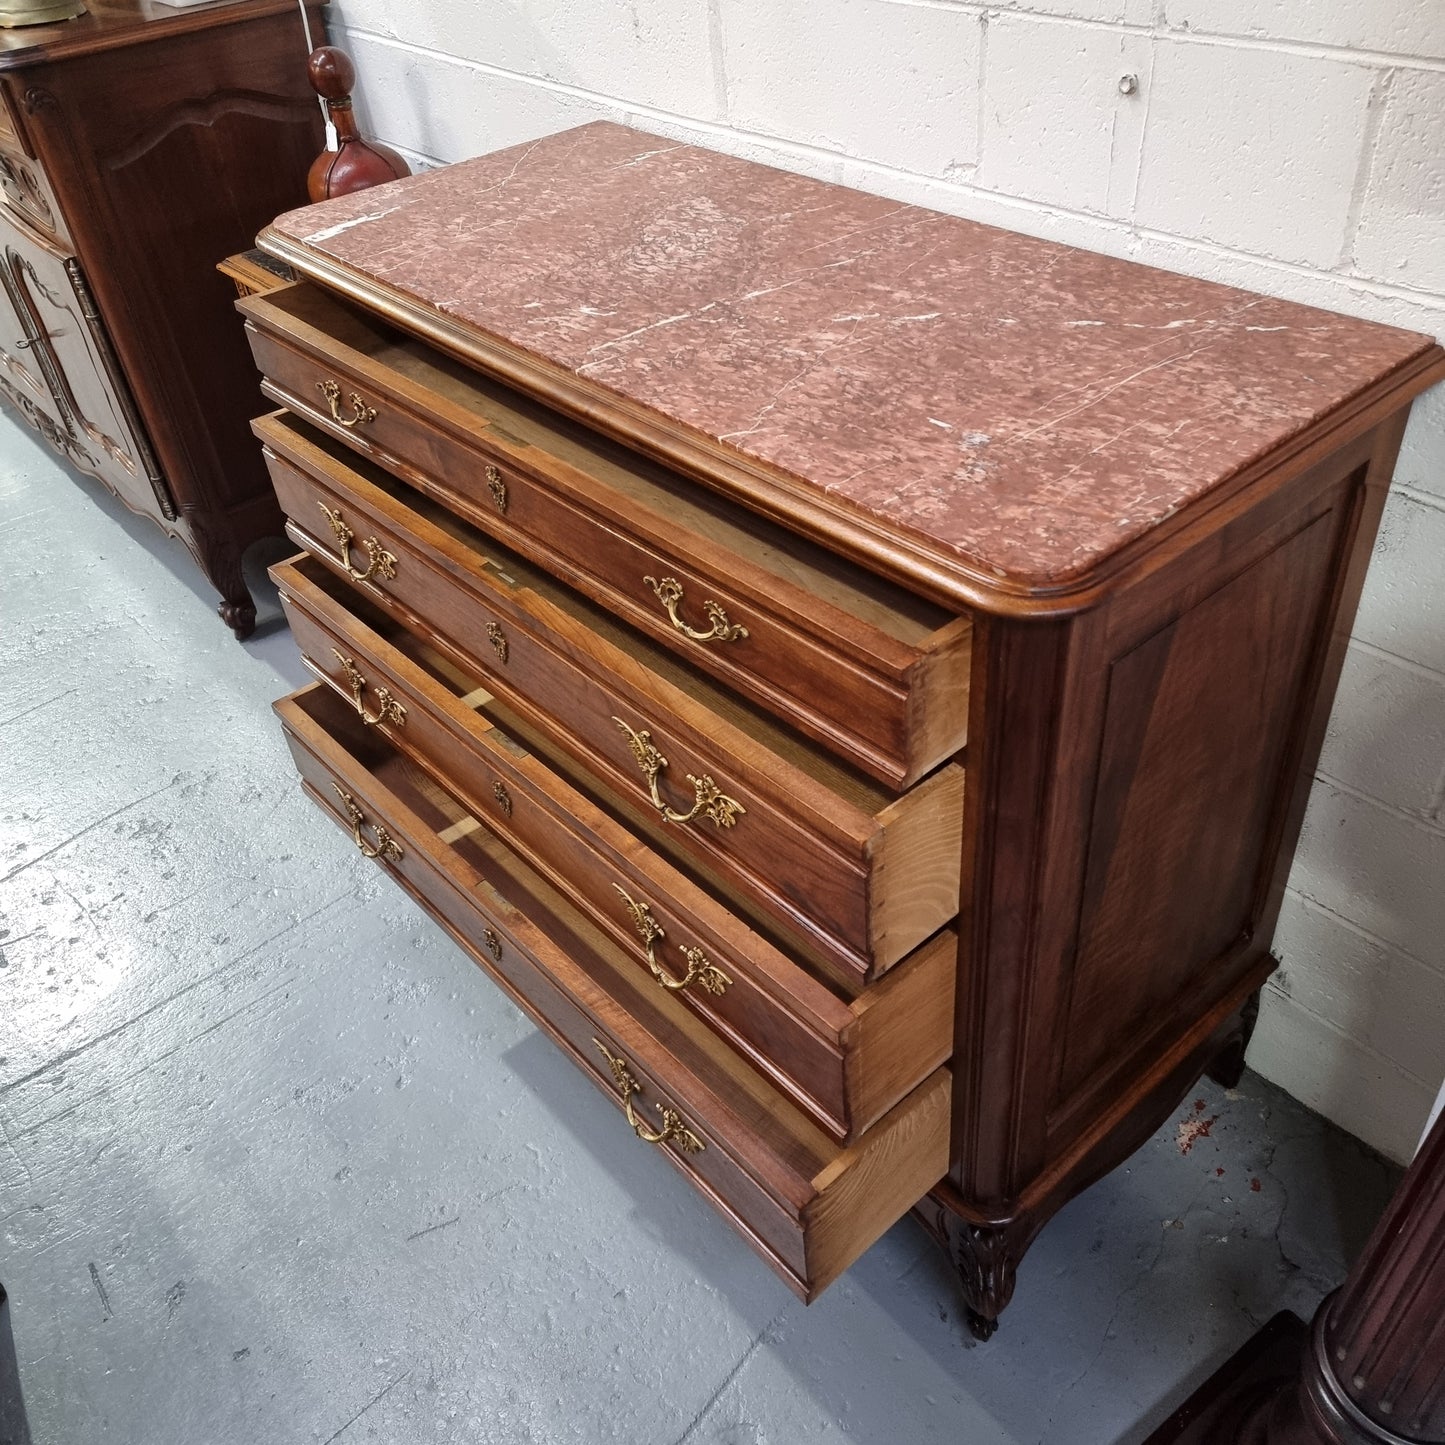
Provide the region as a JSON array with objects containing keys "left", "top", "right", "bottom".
[
  {"left": 254, "top": 226, "right": 1445, "bottom": 618},
  {"left": 0, "top": 0, "right": 327, "bottom": 71}
]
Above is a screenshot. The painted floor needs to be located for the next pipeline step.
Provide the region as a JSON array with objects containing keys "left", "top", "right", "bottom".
[{"left": 0, "top": 417, "right": 1399, "bottom": 1445}]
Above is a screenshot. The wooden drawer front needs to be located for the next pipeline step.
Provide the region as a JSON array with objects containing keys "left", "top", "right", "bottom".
[
  {"left": 276, "top": 683, "right": 952, "bottom": 1300},
  {"left": 241, "top": 282, "right": 972, "bottom": 790},
  {"left": 272, "top": 551, "right": 956, "bottom": 1141},
  {"left": 257, "top": 411, "right": 964, "bottom": 984}
]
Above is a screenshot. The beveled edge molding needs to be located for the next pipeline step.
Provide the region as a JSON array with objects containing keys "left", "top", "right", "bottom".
[{"left": 256, "top": 227, "right": 1445, "bottom": 619}]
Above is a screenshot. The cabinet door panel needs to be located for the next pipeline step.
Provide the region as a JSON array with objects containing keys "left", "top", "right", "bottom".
[{"left": 0, "top": 207, "right": 171, "bottom": 520}]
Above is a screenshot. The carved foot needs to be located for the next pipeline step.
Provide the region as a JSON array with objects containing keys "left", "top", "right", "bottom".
[
  {"left": 218, "top": 595, "right": 257, "bottom": 641},
  {"left": 1207, "top": 986, "right": 1263, "bottom": 1090},
  {"left": 913, "top": 1191, "right": 1029, "bottom": 1343}
]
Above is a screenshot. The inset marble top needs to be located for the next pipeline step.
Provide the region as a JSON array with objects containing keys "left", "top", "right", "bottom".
[{"left": 264, "top": 121, "right": 1440, "bottom": 597}]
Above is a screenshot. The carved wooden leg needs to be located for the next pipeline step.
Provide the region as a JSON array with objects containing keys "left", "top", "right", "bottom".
[
  {"left": 1207, "top": 986, "right": 1263, "bottom": 1090},
  {"left": 913, "top": 1188, "right": 1030, "bottom": 1341},
  {"left": 187, "top": 520, "right": 257, "bottom": 641},
  {"left": 1146, "top": 1108, "right": 1445, "bottom": 1443}
]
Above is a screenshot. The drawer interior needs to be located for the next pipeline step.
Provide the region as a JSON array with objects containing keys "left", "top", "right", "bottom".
[
  {"left": 285, "top": 550, "right": 885, "bottom": 1003},
  {"left": 255, "top": 282, "right": 959, "bottom": 648},
  {"left": 266, "top": 410, "right": 909, "bottom": 815},
  {"left": 281, "top": 682, "right": 953, "bottom": 1298}
]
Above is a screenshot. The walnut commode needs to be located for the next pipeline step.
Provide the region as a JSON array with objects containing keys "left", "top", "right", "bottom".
[{"left": 239, "top": 122, "right": 1444, "bottom": 1340}]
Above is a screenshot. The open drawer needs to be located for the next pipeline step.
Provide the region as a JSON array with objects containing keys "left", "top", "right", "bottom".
[
  {"left": 242, "top": 280, "right": 972, "bottom": 790},
  {"left": 273, "top": 551, "right": 956, "bottom": 1142},
  {"left": 258, "top": 409, "right": 965, "bottom": 984},
  {"left": 275, "top": 683, "right": 952, "bottom": 1300}
]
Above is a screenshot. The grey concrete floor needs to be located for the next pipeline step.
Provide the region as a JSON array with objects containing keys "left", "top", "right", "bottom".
[{"left": 0, "top": 416, "right": 1401, "bottom": 1445}]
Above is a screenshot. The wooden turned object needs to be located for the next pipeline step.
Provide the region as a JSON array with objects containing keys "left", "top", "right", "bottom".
[
  {"left": 306, "top": 45, "right": 410, "bottom": 202},
  {"left": 1147, "top": 1107, "right": 1445, "bottom": 1443}
]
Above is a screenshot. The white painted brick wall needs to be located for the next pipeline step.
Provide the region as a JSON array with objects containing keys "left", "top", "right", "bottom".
[{"left": 326, "top": 0, "right": 1445, "bottom": 1162}]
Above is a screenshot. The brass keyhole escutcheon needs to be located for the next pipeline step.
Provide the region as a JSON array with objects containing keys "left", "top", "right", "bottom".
[
  {"left": 485, "top": 464, "right": 507, "bottom": 514},
  {"left": 486, "top": 621, "right": 509, "bottom": 664},
  {"left": 491, "top": 781, "right": 513, "bottom": 816}
]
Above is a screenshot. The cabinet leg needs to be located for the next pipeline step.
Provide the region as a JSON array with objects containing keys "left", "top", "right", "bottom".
[
  {"left": 913, "top": 1189, "right": 1028, "bottom": 1342},
  {"left": 189, "top": 524, "right": 257, "bottom": 641},
  {"left": 1207, "top": 986, "right": 1263, "bottom": 1090}
]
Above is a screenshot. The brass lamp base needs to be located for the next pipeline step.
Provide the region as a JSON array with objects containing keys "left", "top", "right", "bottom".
[{"left": 0, "top": 0, "right": 85, "bottom": 27}]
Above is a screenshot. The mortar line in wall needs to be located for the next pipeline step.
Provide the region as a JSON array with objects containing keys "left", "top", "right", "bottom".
[
  {"left": 1346, "top": 636, "right": 1445, "bottom": 686},
  {"left": 1258, "top": 976, "right": 1438, "bottom": 1090},
  {"left": 1309, "top": 767, "right": 1445, "bottom": 839},
  {"left": 1283, "top": 884, "right": 1441, "bottom": 974},
  {"left": 866, "top": 2, "right": 1445, "bottom": 73},
  {"left": 704, "top": 0, "right": 729, "bottom": 124},
  {"left": 1395, "top": 482, "right": 1445, "bottom": 514},
  {"left": 389, "top": 139, "right": 444, "bottom": 171},
  {"left": 1338, "top": 67, "right": 1398, "bottom": 272},
  {"left": 343, "top": 28, "right": 1445, "bottom": 324}
]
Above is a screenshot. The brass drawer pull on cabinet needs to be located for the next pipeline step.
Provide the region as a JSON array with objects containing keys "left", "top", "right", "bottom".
[
  {"left": 331, "top": 783, "right": 403, "bottom": 862},
  {"left": 645, "top": 574, "right": 748, "bottom": 644},
  {"left": 594, "top": 1040, "right": 705, "bottom": 1153},
  {"left": 332, "top": 649, "right": 406, "bottom": 729},
  {"left": 316, "top": 378, "right": 377, "bottom": 429},
  {"left": 318, "top": 502, "right": 397, "bottom": 585},
  {"left": 613, "top": 884, "right": 730, "bottom": 996},
  {"left": 612, "top": 717, "right": 747, "bottom": 830}
]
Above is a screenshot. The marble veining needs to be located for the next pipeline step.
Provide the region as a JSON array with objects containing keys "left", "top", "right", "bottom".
[{"left": 269, "top": 122, "right": 1436, "bottom": 587}]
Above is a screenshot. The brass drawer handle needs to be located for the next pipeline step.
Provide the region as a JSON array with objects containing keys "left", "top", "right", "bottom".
[
  {"left": 491, "top": 781, "right": 512, "bottom": 816},
  {"left": 482, "top": 927, "right": 503, "bottom": 962},
  {"left": 644, "top": 575, "right": 748, "bottom": 644},
  {"left": 613, "top": 884, "right": 730, "bottom": 996},
  {"left": 485, "top": 463, "right": 507, "bottom": 514},
  {"left": 594, "top": 1040, "right": 705, "bottom": 1154},
  {"left": 319, "top": 502, "right": 397, "bottom": 585},
  {"left": 316, "top": 378, "right": 376, "bottom": 429},
  {"left": 611, "top": 718, "right": 746, "bottom": 830},
  {"left": 331, "top": 783, "right": 402, "bottom": 863},
  {"left": 486, "top": 621, "right": 508, "bottom": 664},
  {"left": 332, "top": 649, "right": 406, "bottom": 728}
]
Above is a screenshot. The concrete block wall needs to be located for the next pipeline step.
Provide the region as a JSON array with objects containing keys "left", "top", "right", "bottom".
[{"left": 322, "top": 0, "right": 1445, "bottom": 1163}]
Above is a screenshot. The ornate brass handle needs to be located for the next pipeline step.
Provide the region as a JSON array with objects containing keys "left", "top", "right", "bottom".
[
  {"left": 332, "top": 649, "right": 406, "bottom": 728},
  {"left": 594, "top": 1040, "right": 705, "bottom": 1153},
  {"left": 331, "top": 783, "right": 402, "bottom": 862},
  {"left": 319, "top": 502, "right": 397, "bottom": 584},
  {"left": 611, "top": 717, "right": 746, "bottom": 829},
  {"left": 644, "top": 575, "right": 748, "bottom": 644},
  {"left": 316, "top": 379, "right": 377, "bottom": 429},
  {"left": 613, "top": 884, "right": 730, "bottom": 995}
]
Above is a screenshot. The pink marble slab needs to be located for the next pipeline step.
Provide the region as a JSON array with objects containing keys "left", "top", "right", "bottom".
[{"left": 267, "top": 121, "right": 1438, "bottom": 590}]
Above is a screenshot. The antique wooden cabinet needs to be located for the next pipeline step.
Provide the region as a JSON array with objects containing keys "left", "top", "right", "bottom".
[
  {"left": 239, "top": 123, "right": 1445, "bottom": 1337},
  {"left": 0, "top": 0, "right": 324, "bottom": 637}
]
